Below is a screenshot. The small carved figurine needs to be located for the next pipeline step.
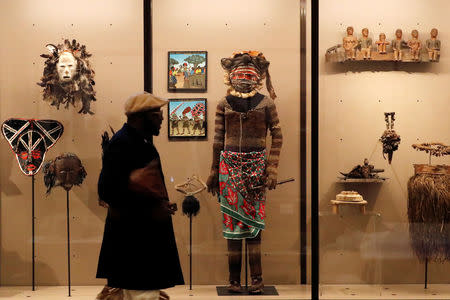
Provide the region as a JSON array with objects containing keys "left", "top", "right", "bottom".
[
  {"left": 380, "top": 112, "right": 401, "bottom": 164},
  {"left": 340, "top": 158, "right": 385, "bottom": 179},
  {"left": 359, "top": 28, "right": 373, "bottom": 59},
  {"left": 408, "top": 30, "right": 422, "bottom": 61},
  {"left": 392, "top": 29, "right": 407, "bottom": 61},
  {"left": 343, "top": 26, "right": 358, "bottom": 60},
  {"left": 376, "top": 33, "right": 390, "bottom": 54},
  {"left": 426, "top": 28, "right": 441, "bottom": 62}
]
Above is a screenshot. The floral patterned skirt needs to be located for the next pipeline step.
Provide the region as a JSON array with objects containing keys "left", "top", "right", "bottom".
[{"left": 219, "top": 150, "right": 266, "bottom": 239}]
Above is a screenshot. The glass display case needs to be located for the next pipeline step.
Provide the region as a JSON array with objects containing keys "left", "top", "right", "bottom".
[
  {"left": 316, "top": 0, "right": 450, "bottom": 299},
  {"left": 0, "top": 0, "right": 448, "bottom": 299}
]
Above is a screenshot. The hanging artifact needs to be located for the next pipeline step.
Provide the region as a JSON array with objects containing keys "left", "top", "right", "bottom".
[
  {"left": 43, "top": 153, "right": 87, "bottom": 194},
  {"left": 380, "top": 112, "right": 401, "bottom": 164},
  {"left": 340, "top": 158, "right": 385, "bottom": 179},
  {"left": 407, "top": 142, "right": 450, "bottom": 263},
  {"left": 2, "top": 119, "right": 64, "bottom": 176},
  {"left": 37, "top": 39, "right": 96, "bottom": 114}
]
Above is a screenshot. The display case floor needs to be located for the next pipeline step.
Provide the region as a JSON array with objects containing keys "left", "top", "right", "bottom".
[{"left": 0, "top": 284, "right": 449, "bottom": 299}]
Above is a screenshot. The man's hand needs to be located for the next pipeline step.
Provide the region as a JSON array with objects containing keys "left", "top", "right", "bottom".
[
  {"left": 164, "top": 202, "right": 178, "bottom": 215},
  {"left": 129, "top": 159, "right": 166, "bottom": 198},
  {"left": 98, "top": 200, "right": 110, "bottom": 209}
]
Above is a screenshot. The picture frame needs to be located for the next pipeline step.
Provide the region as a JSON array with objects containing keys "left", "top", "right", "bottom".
[
  {"left": 168, "top": 51, "right": 207, "bottom": 92},
  {"left": 168, "top": 98, "right": 207, "bottom": 140}
]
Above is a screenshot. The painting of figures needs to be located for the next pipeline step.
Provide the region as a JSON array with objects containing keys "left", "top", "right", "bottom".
[
  {"left": 168, "top": 51, "right": 207, "bottom": 92},
  {"left": 168, "top": 98, "right": 207, "bottom": 139}
]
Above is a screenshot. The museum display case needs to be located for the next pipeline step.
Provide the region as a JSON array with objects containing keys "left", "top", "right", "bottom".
[
  {"left": 317, "top": 0, "right": 450, "bottom": 298},
  {"left": 0, "top": 0, "right": 308, "bottom": 299},
  {"left": 0, "top": 0, "right": 448, "bottom": 299}
]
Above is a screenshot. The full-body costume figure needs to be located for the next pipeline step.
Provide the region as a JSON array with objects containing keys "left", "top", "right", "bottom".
[{"left": 206, "top": 51, "right": 282, "bottom": 294}]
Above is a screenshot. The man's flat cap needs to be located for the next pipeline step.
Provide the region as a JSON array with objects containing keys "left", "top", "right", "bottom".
[{"left": 124, "top": 92, "right": 168, "bottom": 115}]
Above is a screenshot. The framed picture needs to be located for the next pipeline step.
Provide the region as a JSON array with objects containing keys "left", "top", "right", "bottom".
[
  {"left": 168, "top": 98, "right": 207, "bottom": 140},
  {"left": 168, "top": 51, "right": 207, "bottom": 92}
]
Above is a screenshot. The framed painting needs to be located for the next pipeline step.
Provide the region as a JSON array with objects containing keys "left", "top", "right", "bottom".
[
  {"left": 168, "top": 51, "right": 207, "bottom": 92},
  {"left": 168, "top": 98, "right": 207, "bottom": 140}
]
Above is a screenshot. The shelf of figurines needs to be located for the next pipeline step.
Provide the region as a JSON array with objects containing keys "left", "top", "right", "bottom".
[{"left": 326, "top": 27, "right": 441, "bottom": 64}]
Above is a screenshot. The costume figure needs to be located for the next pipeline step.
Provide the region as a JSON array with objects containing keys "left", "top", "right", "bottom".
[
  {"left": 38, "top": 39, "right": 96, "bottom": 114},
  {"left": 43, "top": 153, "right": 86, "bottom": 194},
  {"left": 359, "top": 28, "right": 372, "bottom": 59},
  {"left": 2, "top": 119, "right": 63, "bottom": 176},
  {"left": 392, "top": 29, "right": 407, "bottom": 61},
  {"left": 343, "top": 26, "right": 358, "bottom": 60},
  {"left": 376, "top": 33, "right": 390, "bottom": 54},
  {"left": 408, "top": 29, "right": 422, "bottom": 61},
  {"left": 207, "top": 51, "right": 282, "bottom": 294},
  {"left": 96, "top": 93, "right": 184, "bottom": 300},
  {"left": 426, "top": 28, "right": 441, "bottom": 62}
]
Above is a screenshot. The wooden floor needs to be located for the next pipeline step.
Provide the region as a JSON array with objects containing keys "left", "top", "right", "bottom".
[{"left": 0, "top": 284, "right": 449, "bottom": 299}]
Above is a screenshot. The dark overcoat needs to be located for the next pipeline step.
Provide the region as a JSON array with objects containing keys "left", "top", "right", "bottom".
[{"left": 96, "top": 123, "right": 184, "bottom": 290}]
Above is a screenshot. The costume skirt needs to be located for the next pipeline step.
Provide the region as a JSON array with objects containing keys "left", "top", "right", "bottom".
[{"left": 219, "top": 150, "right": 266, "bottom": 239}]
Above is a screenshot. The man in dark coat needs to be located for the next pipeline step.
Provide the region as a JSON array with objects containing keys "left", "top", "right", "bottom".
[{"left": 96, "top": 92, "right": 184, "bottom": 300}]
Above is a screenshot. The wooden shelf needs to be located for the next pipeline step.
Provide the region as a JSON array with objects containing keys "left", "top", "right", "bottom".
[{"left": 337, "top": 177, "right": 387, "bottom": 183}]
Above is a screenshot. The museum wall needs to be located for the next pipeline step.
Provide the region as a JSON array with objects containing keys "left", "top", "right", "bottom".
[
  {"left": 153, "top": 0, "right": 302, "bottom": 285},
  {"left": 319, "top": 0, "right": 450, "bottom": 284},
  {"left": 0, "top": 0, "right": 303, "bottom": 286},
  {"left": 0, "top": 0, "right": 144, "bottom": 285}
]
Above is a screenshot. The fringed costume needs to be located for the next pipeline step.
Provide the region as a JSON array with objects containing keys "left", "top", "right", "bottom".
[{"left": 207, "top": 51, "right": 282, "bottom": 293}]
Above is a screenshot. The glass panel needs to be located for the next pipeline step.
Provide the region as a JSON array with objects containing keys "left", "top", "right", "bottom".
[{"left": 319, "top": 0, "right": 450, "bottom": 299}]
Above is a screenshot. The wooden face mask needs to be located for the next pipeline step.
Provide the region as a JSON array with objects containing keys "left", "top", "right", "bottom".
[
  {"left": 43, "top": 153, "right": 86, "bottom": 193},
  {"left": 2, "top": 119, "right": 64, "bottom": 176}
]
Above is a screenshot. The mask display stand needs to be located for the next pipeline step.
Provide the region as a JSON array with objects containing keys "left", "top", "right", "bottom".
[
  {"left": 31, "top": 175, "right": 36, "bottom": 291},
  {"left": 66, "top": 190, "right": 72, "bottom": 297},
  {"left": 189, "top": 213, "right": 192, "bottom": 291}
]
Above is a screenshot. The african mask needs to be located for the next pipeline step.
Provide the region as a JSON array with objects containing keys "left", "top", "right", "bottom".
[
  {"left": 56, "top": 51, "right": 77, "bottom": 82},
  {"left": 221, "top": 51, "right": 276, "bottom": 99},
  {"left": 2, "top": 119, "right": 64, "bottom": 176},
  {"left": 43, "top": 153, "right": 87, "bottom": 194},
  {"left": 37, "top": 39, "right": 96, "bottom": 114}
]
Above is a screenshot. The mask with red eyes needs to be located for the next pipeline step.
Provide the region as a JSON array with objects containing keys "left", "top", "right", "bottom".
[
  {"left": 2, "top": 118, "right": 64, "bottom": 176},
  {"left": 221, "top": 51, "right": 276, "bottom": 99},
  {"left": 229, "top": 64, "right": 260, "bottom": 93}
]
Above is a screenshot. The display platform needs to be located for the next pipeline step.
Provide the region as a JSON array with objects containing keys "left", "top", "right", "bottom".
[{"left": 1, "top": 285, "right": 449, "bottom": 300}]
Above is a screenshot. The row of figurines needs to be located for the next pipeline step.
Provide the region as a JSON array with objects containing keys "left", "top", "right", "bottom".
[{"left": 343, "top": 27, "right": 441, "bottom": 61}]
